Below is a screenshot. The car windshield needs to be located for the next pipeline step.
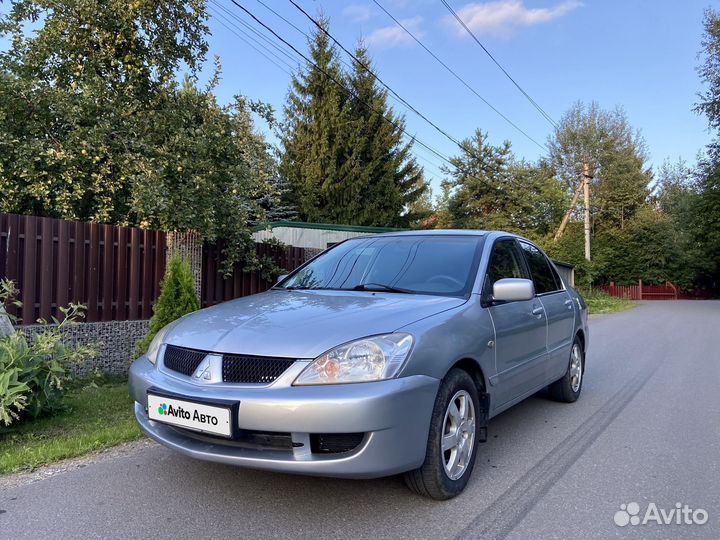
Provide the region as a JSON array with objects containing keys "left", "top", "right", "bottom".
[{"left": 279, "top": 235, "right": 483, "bottom": 297}]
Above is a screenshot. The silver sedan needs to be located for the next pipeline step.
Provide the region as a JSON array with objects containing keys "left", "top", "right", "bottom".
[{"left": 129, "top": 230, "right": 588, "bottom": 499}]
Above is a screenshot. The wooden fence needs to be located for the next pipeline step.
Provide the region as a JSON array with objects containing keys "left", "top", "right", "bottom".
[
  {"left": 0, "top": 213, "right": 310, "bottom": 324},
  {"left": 597, "top": 281, "right": 678, "bottom": 300},
  {"left": 1, "top": 213, "right": 166, "bottom": 323},
  {"left": 201, "top": 242, "right": 307, "bottom": 308}
]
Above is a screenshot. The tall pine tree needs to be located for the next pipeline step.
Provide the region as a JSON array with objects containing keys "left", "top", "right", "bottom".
[{"left": 280, "top": 21, "right": 427, "bottom": 226}]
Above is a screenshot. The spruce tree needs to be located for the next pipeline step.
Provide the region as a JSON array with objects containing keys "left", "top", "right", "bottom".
[
  {"left": 280, "top": 17, "right": 348, "bottom": 223},
  {"left": 135, "top": 256, "right": 200, "bottom": 357},
  {"left": 280, "top": 23, "right": 427, "bottom": 227},
  {"left": 343, "top": 45, "right": 427, "bottom": 227}
]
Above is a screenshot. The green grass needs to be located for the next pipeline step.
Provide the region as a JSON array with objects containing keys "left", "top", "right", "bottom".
[
  {"left": 582, "top": 290, "right": 637, "bottom": 315},
  {"left": 0, "top": 382, "right": 142, "bottom": 475}
]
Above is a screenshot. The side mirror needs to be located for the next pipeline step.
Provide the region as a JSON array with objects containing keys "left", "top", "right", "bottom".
[
  {"left": 275, "top": 274, "right": 288, "bottom": 286},
  {"left": 492, "top": 278, "right": 535, "bottom": 303}
]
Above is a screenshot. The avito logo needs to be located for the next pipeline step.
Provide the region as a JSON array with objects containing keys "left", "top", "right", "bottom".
[
  {"left": 156, "top": 402, "right": 219, "bottom": 426},
  {"left": 614, "top": 502, "right": 709, "bottom": 527}
]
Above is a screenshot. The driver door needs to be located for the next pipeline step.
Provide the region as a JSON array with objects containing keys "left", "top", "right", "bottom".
[{"left": 483, "top": 238, "right": 548, "bottom": 409}]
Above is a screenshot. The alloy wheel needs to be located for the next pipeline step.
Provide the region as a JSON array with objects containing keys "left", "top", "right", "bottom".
[{"left": 441, "top": 390, "right": 476, "bottom": 480}]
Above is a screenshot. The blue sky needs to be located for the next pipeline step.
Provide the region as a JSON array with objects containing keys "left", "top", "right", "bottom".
[{"left": 202, "top": 0, "right": 712, "bottom": 193}]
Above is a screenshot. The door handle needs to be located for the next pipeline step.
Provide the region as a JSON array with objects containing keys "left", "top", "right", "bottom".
[
  {"left": 564, "top": 298, "right": 573, "bottom": 309},
  {"left": 531, "top": 306, "right": 544, "bottom": 317}
]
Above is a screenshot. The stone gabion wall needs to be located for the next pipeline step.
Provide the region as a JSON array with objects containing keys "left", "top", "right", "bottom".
[
  {"left": 20, "top": 319, "right": 150, "bottom": 378},
  {"left": 303, "top": 248, "right": 323, "bottom": 262}
]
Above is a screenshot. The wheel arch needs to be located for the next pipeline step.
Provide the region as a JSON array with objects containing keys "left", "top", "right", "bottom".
[
  {"left": 447, "top": 357, "right": 490, "bottom": 411},
  {"left": 575, "top": 328, "right": 586, "bottom": 353}
]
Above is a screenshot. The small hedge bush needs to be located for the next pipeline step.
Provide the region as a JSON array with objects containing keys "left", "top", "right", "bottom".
[{"left": 134, "top": 255, "right": 200, "bottom": 357}]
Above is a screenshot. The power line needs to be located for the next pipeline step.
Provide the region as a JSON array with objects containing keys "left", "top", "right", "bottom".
[
  {"left": 288, "top": 0, "right": 464, "bottom": 150},
  {"left": 253, "top": 0, "right": 309, "bottom": 38},
  {"left": 371, "top": 0, "right": 547, "bottom": 152},
  {"left": 226, "top": 0, "right": 456, "bottom": 167},
  {"left": 441, "top": 0, "right": 558, "bottom": 128},
  {"left": 213, "top": 1, "right": 447, "bottom": 180},
  {"left": 233, "top": 0, "right": 361, "bottom": 81},
  {"left": 209, "top": 5, "right": 294, "bottom": 75},
  {"left": 211, "top": 0, "right": 299, "bottom": 67}
]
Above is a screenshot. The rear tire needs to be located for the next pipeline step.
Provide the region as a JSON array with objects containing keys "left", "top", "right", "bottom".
[
  {"left": 404, "top": 369, "right": 480, "bottom": 500},
  {"left": 548, "top": 336, "right": 584, "bottom": 403}
]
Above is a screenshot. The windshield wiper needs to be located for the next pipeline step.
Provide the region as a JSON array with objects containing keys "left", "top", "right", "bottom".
[{"left": 352, "top": 283, "right": 415, "bottom": 294}]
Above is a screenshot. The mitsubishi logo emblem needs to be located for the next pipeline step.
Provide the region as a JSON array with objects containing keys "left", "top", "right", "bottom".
[
  {"left": 191, "top": 354, "right": 222, "bottom": 383},
  {"left": 194, "top": 358, "right": 212, "bottom": 380}
]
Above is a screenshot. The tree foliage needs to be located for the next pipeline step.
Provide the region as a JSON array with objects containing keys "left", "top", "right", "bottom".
[
  {"left": 135, "top": 256, "right": 199, "bottom": 357},
  {"left": 280, "top": 21, "right": 427, "bottom": 227},
  {"left": 694, "top": 8, "right": 720, "bottom": 293},
  {"left": 0, "top": 0, "right": 287, "bottom": 272},
  {"left": 439, "top": 130, "right": 566, "bottom": 236},
  {"left": 695, "top": 8, "right": 720, "bottom": 130},
  {"left": 548, "top": 101, "right": 651, "bottom": 230}
]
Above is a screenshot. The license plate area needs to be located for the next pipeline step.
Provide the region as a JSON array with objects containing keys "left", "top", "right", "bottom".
[{"left": 147, "top": 389, "right": 236, "bottom": 438}]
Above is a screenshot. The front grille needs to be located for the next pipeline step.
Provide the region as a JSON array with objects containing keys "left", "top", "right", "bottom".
[
  {"left": 310, "top": 433, "right": 365, "bottom": 454},
  {"left": 222, "top": 354, "right": 295, "bottom": 384},
  {"left": 163, "top": 345, "right": 206, "bottom": 376}
]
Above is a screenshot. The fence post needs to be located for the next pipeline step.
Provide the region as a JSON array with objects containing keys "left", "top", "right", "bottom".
[
  {"left": 166, "top": 230, "right": 202, "bottom": 301},
  {"left": 639, "top": 279, "right": 643, "bottom": 300}
]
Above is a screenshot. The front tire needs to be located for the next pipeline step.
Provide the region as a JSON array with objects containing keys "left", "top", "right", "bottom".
[
  {"left": 404, "top": 369, "right": 480, "bottom": 500},
  {"left": 548, "top": 336, "right": 584, "bottom": 403}
]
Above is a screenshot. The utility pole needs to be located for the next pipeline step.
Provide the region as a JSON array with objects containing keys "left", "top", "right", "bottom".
[
  {"left": 553, "top": 181, "right": 583, "bottom": 242},
  {"left": 583, "top": 159, "right": 591, "bottom": 261}
]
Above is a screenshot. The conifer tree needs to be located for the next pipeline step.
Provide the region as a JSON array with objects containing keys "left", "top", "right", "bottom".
[
  {"left": 280, "top": 23, "right": 427, "bottom": 226},
  {"left": 280, "top": 17, "right": 348, "bottom": 223},
  {"left": 342, "top": 45, "right": 426, "bottom": 227}
]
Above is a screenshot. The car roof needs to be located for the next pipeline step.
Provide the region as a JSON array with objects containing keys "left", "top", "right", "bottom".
[
  {"left": 368, "top": 229, "right": 542, "bottom": 248},
  {"left": 373, "top": 229, "right": 487, "bottom": 237},
  {"left": 371, "top": 229, "right": 525, "bottom": 240}
]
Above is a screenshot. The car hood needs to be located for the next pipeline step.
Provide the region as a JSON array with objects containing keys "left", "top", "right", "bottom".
[{"left": 164, "top": 289, "right": 466, "bottom": 359}]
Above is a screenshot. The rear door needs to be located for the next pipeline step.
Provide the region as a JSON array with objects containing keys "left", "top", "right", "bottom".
[
  {"left": 518, "top": 241, "right": 575, "bottom": 383},
  {"left": 483, "top": 238, "right": 548, "bottom": 408}
]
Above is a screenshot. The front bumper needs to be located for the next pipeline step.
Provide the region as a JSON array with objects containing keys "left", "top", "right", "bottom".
[{"left": 129, "top": 357, "right": 439, "bottom": 479}]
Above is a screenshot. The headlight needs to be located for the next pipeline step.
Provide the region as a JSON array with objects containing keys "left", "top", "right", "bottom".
[
  {"left": 145, "top": 324, "right": 174, "bottom": 365},
  {"left": 293, "top": 334, "right": 414, "bottom": 385}
]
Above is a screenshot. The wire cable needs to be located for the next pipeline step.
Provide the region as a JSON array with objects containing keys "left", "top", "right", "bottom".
[
  {"left": 211, "top": 0, "right": 299, "bottom": 67},
  {"left": 209, "top": 5, "right": 295, "bottom": 74},
  {"left": 226, "top": 0, "right": 456, "bottom": 166},
  {"left": 372, "top": 0, "right": 547, "bottom": 151},
  {"left": 288, "top": 0, "right": 464, "bottom": 149},
  {"left": 441, "top": 0, "right": 558, "bottom": 128}
]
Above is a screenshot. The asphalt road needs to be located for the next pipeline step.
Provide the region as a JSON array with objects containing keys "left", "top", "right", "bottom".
[{"left": 2, "top": 301, "right": 719, "bottom": 540}]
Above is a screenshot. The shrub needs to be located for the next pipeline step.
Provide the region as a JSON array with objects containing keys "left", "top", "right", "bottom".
[
  {"left": 134, "top": 255, "right": 200, "bottom": 357},
  {"left": 0, "top": 280, "right": 97, "bottom": 426}
]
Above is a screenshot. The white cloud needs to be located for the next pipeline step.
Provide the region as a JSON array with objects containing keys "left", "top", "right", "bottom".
[
  {"left": 445, "top": 0, "right": 581, "bottom": 37},
  {"left": 366, "top": 16, "right": 424, "bottom": 48},
  {"left": 342, "top": 4, "right": 373, "bottom": 23}
]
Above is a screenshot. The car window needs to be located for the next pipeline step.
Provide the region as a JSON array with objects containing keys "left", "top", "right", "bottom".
[
  {"left": 280, "top": 235, "right": 483, "bottom": 297},
  {"left": 519, "top": 241, "right": 560, "bottom": 294},
  {"left": 482, "top": 239, "right": 530, "bottom": 299},
  {"left": 547, "top": 261, "right": 564, "bottom": 289}
]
